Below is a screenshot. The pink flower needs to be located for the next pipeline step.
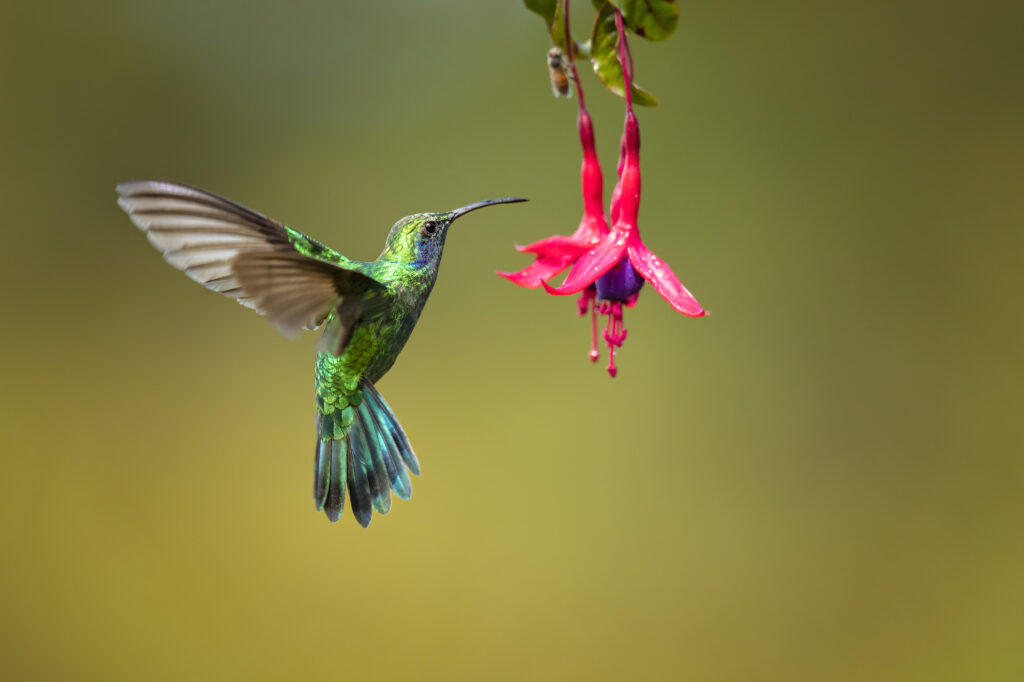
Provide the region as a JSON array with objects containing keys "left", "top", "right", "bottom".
[
  {"left": 542, "top": 108, "right": 704, "bottom": 376},
  {"left": 501, "top": 8, "right": 704, "bottom": 377}
]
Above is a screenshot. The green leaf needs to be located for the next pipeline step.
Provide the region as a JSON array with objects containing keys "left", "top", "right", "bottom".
[
  {"left": 525, "top": 0, "right": 580, "bottom": 55},
  {"left": 590, "top": 2, "right": 659, "bottom": 106},
  {"left": 523, "top": 0, "right": 558, "bottom": 30},
  {"left": 593, "top": 0, "right": 679, "bottom": 41},
  {"left": 551, "top": 0, "right": 569, "bottom": 52},
  {"left": 612, "top": 0, "right": 679, "bottom": 41}
]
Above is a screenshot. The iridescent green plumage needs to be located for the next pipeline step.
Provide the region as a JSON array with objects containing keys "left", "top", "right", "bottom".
[{"left": 117, "top": 180, "right": 524, "bottom": 527}]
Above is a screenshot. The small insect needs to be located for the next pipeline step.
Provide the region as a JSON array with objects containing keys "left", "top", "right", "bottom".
[{"left": 547, "top": 46, "right": 572, "bottom": 98}]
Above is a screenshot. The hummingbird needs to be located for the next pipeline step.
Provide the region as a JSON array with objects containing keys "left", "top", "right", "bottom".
[{"left": 117, "top": 180, "right": 526, "bottom": 527}]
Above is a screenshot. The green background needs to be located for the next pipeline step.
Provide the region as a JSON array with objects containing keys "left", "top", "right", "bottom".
[{"left": 2, "top": 1, "right": 1022, "bottom": 680}]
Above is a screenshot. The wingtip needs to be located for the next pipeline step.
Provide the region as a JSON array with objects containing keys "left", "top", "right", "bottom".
[{"left": 115, "top": 179, "right": 150, "bottom": 197}]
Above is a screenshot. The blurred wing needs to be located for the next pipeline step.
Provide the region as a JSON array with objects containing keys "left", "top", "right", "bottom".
[
  {"left": 117, "top": 179, "right": 387, "bottom": 339},
  {"left": 232, "top": 250, "right": 386, "bottom": 341}
]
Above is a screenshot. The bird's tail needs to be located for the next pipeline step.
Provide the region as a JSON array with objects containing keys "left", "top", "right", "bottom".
[{"left": 314, "top": 381, "right": 420, "bottom": 527}]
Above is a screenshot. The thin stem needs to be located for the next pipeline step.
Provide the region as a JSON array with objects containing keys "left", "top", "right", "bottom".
[
  {"left": 563, "top": 0, "right": 587, "bottom": 110},
  {"left": 613, "top": 10, "right": 634, "bottom": 113}
]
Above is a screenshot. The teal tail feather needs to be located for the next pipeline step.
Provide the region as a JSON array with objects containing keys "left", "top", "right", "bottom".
[{"left": 314, "top": 381, "right": 419, "bottom": 527}]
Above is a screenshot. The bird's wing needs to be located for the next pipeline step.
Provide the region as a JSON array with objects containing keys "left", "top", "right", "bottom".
[{"left": 117, "top": 179, "right": 387, "bottom": 342}]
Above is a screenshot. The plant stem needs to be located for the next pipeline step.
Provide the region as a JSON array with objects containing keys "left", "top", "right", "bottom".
[
  {"left": 564, "top": 0, "right": 587, "bottom": 111},
  {"left": 613, "top": 10, "right": 634, "bottom": 113}
]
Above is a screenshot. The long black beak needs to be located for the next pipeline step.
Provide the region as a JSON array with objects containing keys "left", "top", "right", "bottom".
[{"left": 449, "top": 197, "right": 528, "bottom": 221}]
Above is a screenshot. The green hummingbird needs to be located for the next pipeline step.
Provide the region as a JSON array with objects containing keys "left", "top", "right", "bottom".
[{"left": 117, "top": 180, "right": 525, "bottom": 527}]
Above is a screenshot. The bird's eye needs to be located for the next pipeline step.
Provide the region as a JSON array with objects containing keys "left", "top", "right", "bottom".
[{"left": 422, "top": 220, "right": 437, "bottom": 235}]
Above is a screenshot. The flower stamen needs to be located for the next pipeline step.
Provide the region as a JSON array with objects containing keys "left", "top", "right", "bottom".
[
  {"left": 598, "top": 300, "right": 627, "bottom": 377},
  {"left": 576, "top": 286, "right": 592, "bottom": 317}
]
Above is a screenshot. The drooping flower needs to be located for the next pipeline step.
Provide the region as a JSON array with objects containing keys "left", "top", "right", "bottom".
[
  {"left": 542, "top": 105, "right": 704, "bottom": 375},
  {"left": 502, "top": 6, "right": 704, "bottom": 377},
  {"left": 543, "top": 13, "right": 704, "bottom": 376}
]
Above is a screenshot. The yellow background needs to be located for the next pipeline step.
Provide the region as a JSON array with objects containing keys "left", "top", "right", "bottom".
[{"left": 2, "top": 1, "right": 1022, "bottom": 680}]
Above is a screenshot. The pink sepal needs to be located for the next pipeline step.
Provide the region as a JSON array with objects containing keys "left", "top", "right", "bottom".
[
  {"left": 496, "top": 253, "right": 577, "bottom": 288},
  {"left": 626, "top": 236, "right": 704, "bottom": 317},
  {"left": 542, "top": 231, "right": 628, "bottom": 296},
  {"left": 516, "top": 234, "right": 588, "bottom": 258}
]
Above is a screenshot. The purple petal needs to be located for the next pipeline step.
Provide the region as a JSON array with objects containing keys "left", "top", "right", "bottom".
[{"left": 596, "top": 257, "right": 645, "bottom": 302}]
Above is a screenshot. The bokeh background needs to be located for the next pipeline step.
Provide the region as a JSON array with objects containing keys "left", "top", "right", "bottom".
[{"left": 2, "top": 1, "right": 1022, "bottom": 680}]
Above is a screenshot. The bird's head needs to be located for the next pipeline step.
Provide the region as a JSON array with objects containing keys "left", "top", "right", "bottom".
[{"left": 379, "top": 197, "right": 527, "bottom": 266}]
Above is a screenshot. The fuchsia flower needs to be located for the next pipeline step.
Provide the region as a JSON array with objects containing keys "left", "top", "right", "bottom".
[{"left": 501, "top": 8, "right": 704, "bottom": 377}]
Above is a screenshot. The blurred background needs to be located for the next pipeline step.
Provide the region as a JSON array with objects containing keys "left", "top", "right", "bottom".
[{"left": 2, "top": 1, "right": 1022, "bottom": 680}]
